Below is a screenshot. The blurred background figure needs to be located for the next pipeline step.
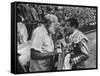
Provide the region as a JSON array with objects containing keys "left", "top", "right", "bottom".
[{"left": 17, "top": 22, "right": 28, "bottom": 45}]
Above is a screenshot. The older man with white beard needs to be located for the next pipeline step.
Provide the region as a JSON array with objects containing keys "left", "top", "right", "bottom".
[{"left": 29, "top": 14, "right": 60, "bottom": 72}]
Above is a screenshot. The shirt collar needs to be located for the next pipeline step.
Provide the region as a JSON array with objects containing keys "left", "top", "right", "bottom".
[
  {"left": 69, "top": 29, "right": 78, "bottom": 39},
  {"left": 41, "top": 24, "right": 49, "bottom": 35}
]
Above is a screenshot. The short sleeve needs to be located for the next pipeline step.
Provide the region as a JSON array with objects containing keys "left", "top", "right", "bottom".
[{"left": 31, "top": 29, "right": 42, "bottom": 51}]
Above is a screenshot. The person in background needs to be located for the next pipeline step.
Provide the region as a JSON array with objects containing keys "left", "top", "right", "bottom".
[
  {"left": 29, "top": 14, "right": 60, "bottom": 72},
  {"left": 63, "top": 18, "right": 89, "bottom": 69},
  {"left": 17, "top": 16, "right": 29, "bottom": 73},
  {"left": 17, "top": 22, "right": 28, "bottom": 45}
]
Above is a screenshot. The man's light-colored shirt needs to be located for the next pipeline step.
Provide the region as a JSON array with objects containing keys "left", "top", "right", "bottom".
[{"left": 31, "top": 25, "right": 54, "bottom": 53}]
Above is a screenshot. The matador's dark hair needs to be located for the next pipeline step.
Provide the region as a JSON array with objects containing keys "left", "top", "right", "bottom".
[{"left": 66, "top": 17, "right": 79, "bottom": 28}]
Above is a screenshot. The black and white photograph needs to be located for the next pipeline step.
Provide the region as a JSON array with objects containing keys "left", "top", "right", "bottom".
[{"left": 11, "top": 2, "right": 97, "bottom": 74}]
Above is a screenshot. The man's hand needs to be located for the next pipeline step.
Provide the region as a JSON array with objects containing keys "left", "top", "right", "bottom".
[
  {"left": 71, "top": 55, "right": 87, "bottom": 65},
  {"left": 56, "top": 48, "right": 62, "bottom": 54},
  {"left": 71, "top": 56, "right": 80, "bottom": 64}
]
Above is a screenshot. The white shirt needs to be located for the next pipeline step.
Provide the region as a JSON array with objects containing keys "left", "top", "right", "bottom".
[
  {"left": 17, "top": 22, "right": 28, "bottom": 44},
  {"left": 31, "top": 25, "right": 54, "bottom": 53}
]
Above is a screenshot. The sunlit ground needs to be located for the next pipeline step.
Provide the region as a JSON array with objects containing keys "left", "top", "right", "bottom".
[{"left": 85, "top": 31, "right": 97, "bottom": 68}]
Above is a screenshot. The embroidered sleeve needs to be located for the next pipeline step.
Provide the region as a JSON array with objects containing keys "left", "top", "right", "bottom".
[
  {"left": 72, "top": 30, "right": 88, "bottom": 44},
  {"left": 70, "top": 39, "right": 89, "bottom": 64},
  {"left": 78, "top": 39, "right": 89, "bottom": 56}
]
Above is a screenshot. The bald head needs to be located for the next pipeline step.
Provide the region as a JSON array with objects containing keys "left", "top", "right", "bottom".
[{"left": 44, "top": 14, "right": 60, "bottom": 34}]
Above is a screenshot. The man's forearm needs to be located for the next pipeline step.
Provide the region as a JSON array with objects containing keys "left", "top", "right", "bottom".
[{"left": 31, "top": 48, "right": 57, "bottom": 60}]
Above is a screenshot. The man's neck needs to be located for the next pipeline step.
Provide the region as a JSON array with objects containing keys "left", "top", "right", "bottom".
[{"left": 43, "top": 24, "right": 51, "bottom": 36}]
